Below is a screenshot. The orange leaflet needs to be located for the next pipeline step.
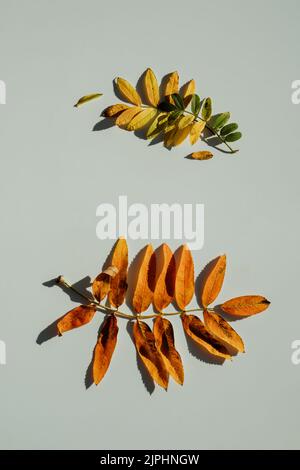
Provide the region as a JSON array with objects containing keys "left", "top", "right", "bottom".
[
  {"left": 203, "top": 309, "right": 245, "bottom": 353},
  {"left": 153, "top": 316, "right": 184, "bottom": 385},
  {"left": 93, "top": 315, "right": 118, "bottom": 385},
  {"left": 153, "top": 244, "right": 174, "bottom": 312},
  {"left": 174, "top": 245, "right": 194, "bottom": 310},
  {"left": 132, "top": 244, "right": 155, "bottom": 313},
  {"left": 92, "top": 266, "right": 118, "bottom": 302},
  {"left": 57, "top": 305, "right": 96, "bottom": 335},
  {"left": 108, "top": 238, "right": 128, "bottom": 308},
  {"left": 133, "top": 320, "right": 169, "bottom": 389},
  {"left": 201, "top": 255, "right": 226, "bottom": 307},
  {"left": 221, "top": 295, "right": 271, "bottom": 317}
]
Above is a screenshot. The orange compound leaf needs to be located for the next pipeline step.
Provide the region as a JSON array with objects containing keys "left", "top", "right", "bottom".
[
  {"left": 133, "top": 320, "right": 169, "bottom": 389},
  {"left": 153, "top": 316, "right": 184, "bottom": 385},
  {"left": 108, "top": 238, "right": 128, "bottom": 308},
  {"left": 221, "top": 295, "right": 271, "bottom": 317},
  {"left": 201, "top": 255, "right": 226, "bottom": 308},
  {"left": 153, "top": 244, "right": 174, "bottom": 312},
  {"left": 92, "top": 266, "right": 119, "bottom": 302},
  {"left": 57, "top": 305, "right": 96, "bottom": 335},
  {"left": 174, "top": 245, "right": 194, "bottom": 311},
  {"left": 203, "top": 310, "right": 245, "bottom": 353},
  {"left": 93, "top": 315, "right": 118, "bottom": 385},
  {"left": 102, "top": 103, "right": 130, "bottom": 118},
  {"left": 132, "top": 244, "right": 155, "bottom": 313},
  {"left": 181, "top": 314, "right": 231, "bottom": 360}
]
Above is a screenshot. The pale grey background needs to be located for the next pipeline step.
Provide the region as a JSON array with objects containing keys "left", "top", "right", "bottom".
[{"left": 0, "top": 0, "right": 299, "bottom": 450}]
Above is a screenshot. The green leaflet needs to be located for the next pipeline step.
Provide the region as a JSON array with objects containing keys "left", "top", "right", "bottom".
[
  {"left": 201, "top": 97, "right": 212, "bottom": 121},
  {"left": 171, "top": 93, "right": 185, "bottom": 110},
  {"left": 74, "top": 93, "right": 102, "bottom": 107},
  {"left": 208, "top": 112, "right": 230, "bottom": 130},
  {"left": 158, "top": 101, "right": 177, "bottom": 112},
  {"left": 191, "top": 94, "right": 201, "bottom": 116},
  {"left": 220, "top": 122, "right": 239, "bottom": 136},
  {"left": 225, "top": 131, "right": 242, "bottom": 142}
]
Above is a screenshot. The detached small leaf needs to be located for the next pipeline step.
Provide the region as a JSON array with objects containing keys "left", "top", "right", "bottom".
[
  {"left": 201, "top": 97, "right": 212, "bottom": 120},
  {"left": 221, "top": 295, "right": 270, "bottom": 317},
  {"left": 203, "top": 310, "right": 245, "bottom": 353},
  {"left": 181, "top": 314, "right": 231, "bottom": 359},
  {"left": 201, "top": 255, "right": 226, "bottom": 307},
  {"left": 133, "top": 320, "right": 169, "bottom": 389},
  {"left": 93, "top": 315, "right": 118, "bottom": 385},
  {"left": 225, "top": 131, "right": 242, "bottom": 142},
  {"left": 190, "top": 150, "right": 213, "bottom": 160},
  {"left": 57, "top": 305, "right": 96, "bottom": 335},
  {"left": 115, "top": 77, "right": 142, "bottom": 106},
  {"left": 153, "top": 316, "right": 184, "bottom": 385},
  {"left": 174, "top": 245, "right": 194, "bottom": 310},
  {"left": 74, "top": 93, "right": 102, "bottom": 108}
]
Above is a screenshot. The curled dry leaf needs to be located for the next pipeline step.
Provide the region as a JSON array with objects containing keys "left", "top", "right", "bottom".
[
  {"left": 181, "top": 314, "right": 231, "bottom": 360},
  {"left": 115, "top": 77, "right": 141, "bottom": 106},
  {"left": 102, "top": 103, "right": 129, "bottom": 117},
  {"left": 92, "top": 266, "right": 119, "bottom": 302},
  {"left": 74, "top": 93, "right": 102, "bottom": 107},
  {"left": 133, "top": 320, "right": 169, "bottom": 389},
  {"left": 189, "top": 121, "right": 206, "bottom": 145},
  {"left": 108, "top": 238, "right": 128, "bottom": 308},
  {"left": 116, "top": 107, "right": 142, "bottom": 128},
  {"left": 127, "top": 108, "right": 157, "bottom": 131},
  {"left": 174, "top": 245, "right": 194, "bottom": 311},
  {"left": 132, "top": 244, "right": 155, "bottom": 313},
  {"left": 202, "top": 255, "right": 226, "bottom": 307},
  {"left": 144, "top": 68, "right": 160, "bottom": 107},
  {"left": 153, "top": 244, "right": 174, "bottom": 312},
  {"left": 190, "top": 151, "right": 213, "bottom": 160},
  {"left": 57, "top": 305, "right": 96, "bottom": 335},
  {"left": 221, "top": 295, "right": 271, "bottom": 317},
  {"left": 203, "top": 310, "right": 245, "bottom": 353},
  {"left": 153, "top": 316, "right": 184, "bottom": 385},
  {"left": 93, "top": 314, "right": 118, "bottom": 385}
]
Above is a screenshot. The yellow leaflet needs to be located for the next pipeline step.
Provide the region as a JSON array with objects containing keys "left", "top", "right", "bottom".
[
  {"left": 181, "top": 79, "right": 195, "bottom": 106},
  {"left": 116, "top": 107, "right": 142, "bottom": 128},
  {"left": 144, "top": 68, "right": 160, "bottom": 107},
  {"left": 172, "top": 125, "right": 192, "bottom": 147},
  {"left": 74, "top": 93, "right": 102, "bottom": 107},
  {"left": 178, "top": 115, "right": 195, "bottom": 130},
  {"left": 147, "top": 112, "right": 168, "bottom": 139},
  {"left": 189, "top": 121, "right": 206, "bottom": 145},
  {"left": 127, "top": 108, "right": 157, "bottom": 131},
  {"left": 164, "top": 71, "right": 179, "bottom": 103},
  {"left": 115, "top": 77, "right": 142, "bottom": 106}
]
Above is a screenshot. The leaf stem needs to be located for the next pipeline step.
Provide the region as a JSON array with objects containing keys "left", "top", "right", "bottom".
[{"left": 57, "top": 275, "right": 210, "bottom": 321}]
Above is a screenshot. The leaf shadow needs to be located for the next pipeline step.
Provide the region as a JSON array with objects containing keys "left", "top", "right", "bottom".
[
  {"left": 126, "top": 321, "right": 155, "bottom": 395},
  {"left": 92, "top": 119, "right": 115, "bottom": 132},
  {"left": 37, "top": 276, "right": 92, "bottom": 345}
]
